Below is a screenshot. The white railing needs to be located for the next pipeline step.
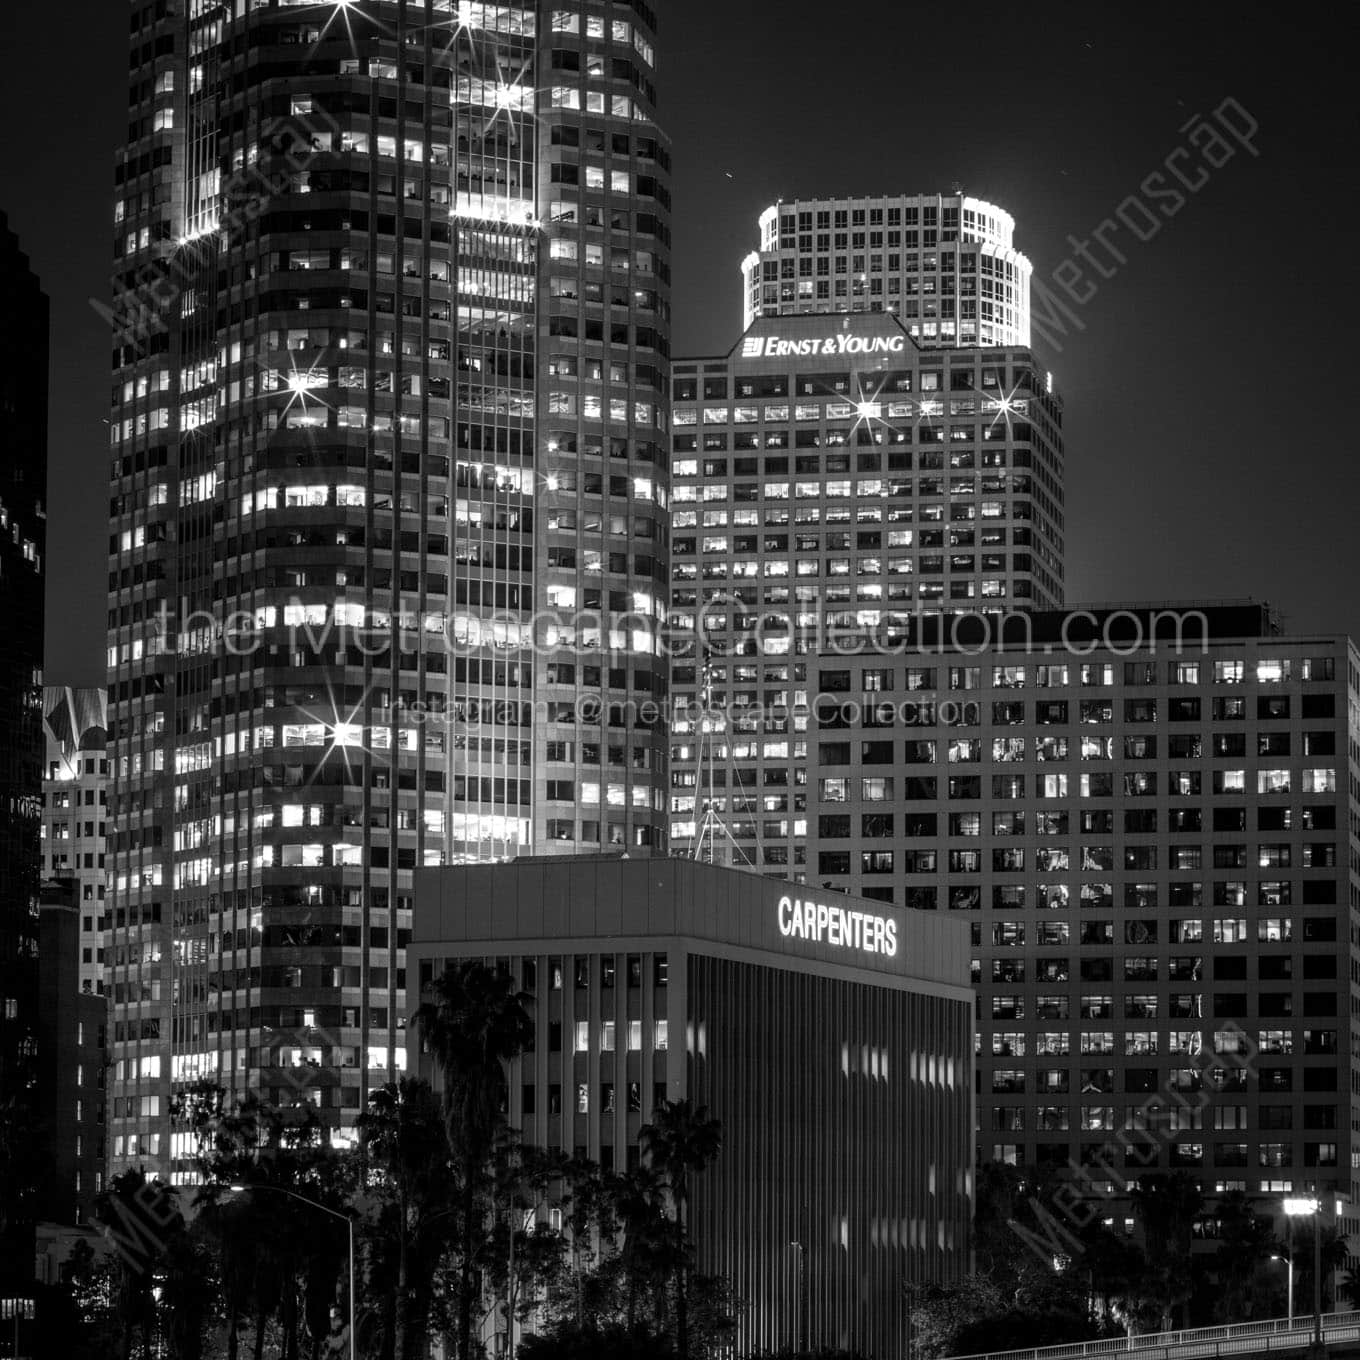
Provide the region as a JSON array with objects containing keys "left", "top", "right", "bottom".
[{"left": 947, "top": 1309, "right": 1360, "bottom": 1360}]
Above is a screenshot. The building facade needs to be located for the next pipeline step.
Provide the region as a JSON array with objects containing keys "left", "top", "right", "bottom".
[
  {"left": 740, "top": 193, "right": 1032, "bottom": 347},
  {"left": 763, "top": 606, "right": 1359, "bottom": 1240},
  {"left": 410, "top": 855, "right": 974, "bottom": 1359},
  {"left": 0, "top": 210, "right": 48, "bottom": 1304},
  {"left": 105, "top": 0, "right": 669, "bottom": 1177},
  {"left": 41, "top": 687, "right": 109, "bottom": 996},
  {"left": 668, "top": 310, "right": 1065, "bottom": 862},
  {"left": 36, "top": 882, "right": 108, "bottom": 1227}
]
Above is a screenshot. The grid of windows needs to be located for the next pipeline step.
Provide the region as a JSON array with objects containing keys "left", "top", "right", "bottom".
[
  {"left": 669, "top": 321, "right": 1065, "bottom": 862},
  {"left": 105, "top": 0, "right": 669, "bottom": 1175},
  {"left": 741, "top": 194, "right": 1033, "bottom": 348},
  {"left": 795, "top": 624, "right": 1359, "bottom": 1207},
  {"left": 41, "top": 688, "right": 109, "bottom": 996},
  {"left": 668, "top": 603, "right": 1360, "bottom": 1213}
]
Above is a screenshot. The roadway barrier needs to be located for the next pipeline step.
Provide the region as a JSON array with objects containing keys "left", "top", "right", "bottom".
[{"left": 946, "top": 1309, "right": 1360, "bottom": 1360}]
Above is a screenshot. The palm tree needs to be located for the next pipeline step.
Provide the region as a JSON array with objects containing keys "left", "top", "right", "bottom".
[
  {"left": 639, "top": 1100, "right": 723, "bottom": 1360},
  {"left": 358, "top": 1077, "right": 456, "bottom": 1360},
  {"left": 415, "top": 960, "right": 535, "bottom": 1360},
  {"left": 560, "top": 1155, "right": 623, "bottom": 1326},
  {"left": 1131, "top": 1171, "right": 1203, "bottom": 1260},
  {"left": 1211, "top": 1191, "right": 1272, "bottom": 1322},
  {"left": 1293, "top": 1222, "right": 1350, "bottom": 1317},
  {"left": 1129, "top": 1172, "right": 1203, "bottom": 1331},
  {"left": 609, "top": 1162, "right": 674, "bottom": 1332}
]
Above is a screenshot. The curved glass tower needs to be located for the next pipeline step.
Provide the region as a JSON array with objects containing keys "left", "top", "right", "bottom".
[
  {"left": 741, "top": 192, "right": 1032, "bottom": 348},
  {"left": 105, "top": 0, "right": 669, "bottom": 1177}
]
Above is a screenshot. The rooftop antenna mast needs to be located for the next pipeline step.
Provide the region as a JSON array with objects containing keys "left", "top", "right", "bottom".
[{"left": 691, "top": 653, "right": 750, "bottom": 867}]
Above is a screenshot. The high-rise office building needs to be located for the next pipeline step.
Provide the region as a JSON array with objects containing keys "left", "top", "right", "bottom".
[
  {"left": 668, "top": 310, "right": 1064, "bottom": 862},
  {"left": 686, "top": 186, "right": 1360, "bottom": 1243},
  {"left": 105, "top": 0, "right": 669, "bottom": 1177},
  {"left": 727, "top": 605, "right": 1360, "bottom": 1237},
  {"left": 0, "top": 210, "right": 49, "bottom": 1308},
  {"left": 740, "top": 193, "right": 1032, "bottom": 347},
  {"left": 41, "top": 687, "right": 109, "bottom": 996}
]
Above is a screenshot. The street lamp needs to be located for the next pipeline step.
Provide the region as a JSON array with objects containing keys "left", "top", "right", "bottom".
[
  {"left": 1269, "top": 1251, "right": 1294, "bottom": 1322},
  {"left": 1332, "top": 1198, "right": 1348, "bottom": 1320},
  {"left": 789, "top": 1237, "right": 809, "bottom": 1353},
  {"left": 227, "top": 1184, "right": 355, "bottom": 1360},
  {"left": 1283, "top": 1196, "right": 1322, "bottom": 1354}
]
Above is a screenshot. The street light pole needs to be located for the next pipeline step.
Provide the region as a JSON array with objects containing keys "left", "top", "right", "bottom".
[
  {"left": 789, "top": 1229, "right": 809, "bottom": 1353},
  {"left": 1284, "top": 1195, "right": 1324, "bottom": 1357},
  {"left": 1272, "top": 1247, "right": 1294, "bottom": 1322},
  {"left": 793, "top": 1203, "right": 812, "bottom": 1353},
  {"left": 228, "top": 1183, "right": 356, "bottom": 1360},
  {"left": 1312, "top": 1205, "right": 1322, "bottom": 1350},
  {"left": 798, "top": 1237, "right": 809, "bottom": 1354},
  {"left": 1287, "top": 1214, "right": 1295, "bottom": 1324},
  {"left": 507, "top": 1200, "right": 515, "bottom": 1360}
]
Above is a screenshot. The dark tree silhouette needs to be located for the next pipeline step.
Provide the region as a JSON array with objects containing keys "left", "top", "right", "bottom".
[
  {"left": 639, "top": 1099, "right": 723, "bottom": 1360},
  {"left": 415, "top": 960, "right": 535, "bottom": 1360}
]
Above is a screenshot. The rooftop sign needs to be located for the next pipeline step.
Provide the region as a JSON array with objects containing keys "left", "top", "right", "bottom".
[
  {"left": 741, "top": 333, "right": 906, "bottom": 360},
  {"left": 777, "top": 894, "right": 899, "bottom": 958}
]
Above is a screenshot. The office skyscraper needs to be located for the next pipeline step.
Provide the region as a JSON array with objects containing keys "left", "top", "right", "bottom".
[
  {"left": 106, "top": 0, "right": 668, "bottom": 1176},
  {"left": 672, "top": 192, "right": 1360, "bottom": 1233},
  {"left": 797, "top": 607, "right": 1360, "bottom": 1236},
  {"left": 668, "top": 309, "right": 1065, "bottom": 863},
  {"left": 0, "top": 209, "right": 49, "bottom": 1311},
  {"left": 740, "top": 193, "right": 1032, "bottom": 347}
]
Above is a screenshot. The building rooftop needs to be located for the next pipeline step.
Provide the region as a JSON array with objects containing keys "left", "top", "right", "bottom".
[{"left": 412, "top": 854, "right": 972, "bottom": 992}]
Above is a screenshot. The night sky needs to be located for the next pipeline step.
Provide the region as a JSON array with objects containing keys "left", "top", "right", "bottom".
[{"left": 1, "top": 2, "right": 1354, "bottom": 688}]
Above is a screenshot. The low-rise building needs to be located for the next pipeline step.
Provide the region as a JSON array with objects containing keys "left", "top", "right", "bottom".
[{"left": 410, "top": 855, "right": 974, "bottom": 1359}]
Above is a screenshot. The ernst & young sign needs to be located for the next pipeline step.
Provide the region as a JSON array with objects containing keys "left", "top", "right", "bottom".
[{"left": 741, "top": 333, "right": 906, "bottom": 360}]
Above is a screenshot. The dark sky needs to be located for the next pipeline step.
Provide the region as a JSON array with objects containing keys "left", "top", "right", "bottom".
[{"left": 1, "top": 3, "right": 1354, "bottom": 688}]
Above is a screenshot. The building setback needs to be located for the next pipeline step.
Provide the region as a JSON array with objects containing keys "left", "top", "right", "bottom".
[
  {"left": 0, "top": 209, "right": 48, "bottom": 1307},
  {"left": 41, "top": 687, "right": 109, "bottom": 997},
  {"left": 104, "top": 0, "right": 670, "bottom": 1175},
  {"left": 410, "top": 855, "right": 974, "bottom": 1360},
  {"left": 740, "top": 193, "right": 1033, "bottom": 348},
  {"left": 787, "top": 606, "right": 1359, "bottom": 1240}
]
